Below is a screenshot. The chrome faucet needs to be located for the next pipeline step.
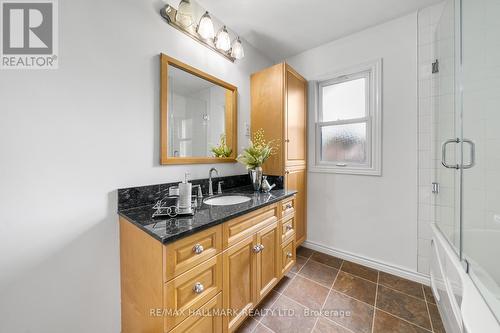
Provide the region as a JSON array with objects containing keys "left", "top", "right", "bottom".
[{"left": 208, "top": 168, "right": 219, "bottom": 196}]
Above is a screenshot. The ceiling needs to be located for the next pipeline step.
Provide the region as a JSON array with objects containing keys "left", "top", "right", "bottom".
[{"left": 196, "top": 0, "right": 442, "bottom": 61}]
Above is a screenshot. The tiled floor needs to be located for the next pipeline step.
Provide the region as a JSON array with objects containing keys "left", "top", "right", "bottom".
[{"left": 237, "top": 246, "right": 445, "bottom": 333}]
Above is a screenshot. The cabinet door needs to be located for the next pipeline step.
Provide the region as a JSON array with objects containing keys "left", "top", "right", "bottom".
[
  {"left": 285, "top": 65, "right": 307, "bottom": 166},
  {"left": 251, "top": 63, "right": 284, "bottom": 176},
  {"left": 255, "top": 221, "right": 280, "bottom": 301},
  {"left": 285, "top": 167, "right": 307, "bottom": 245},
  {"left": 223, "top": 236, "right": 256, "bottom": 333}
]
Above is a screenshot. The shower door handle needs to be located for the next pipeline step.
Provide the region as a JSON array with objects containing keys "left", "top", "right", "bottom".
[
  {"left": 462, "top": 139, "right": 475, "bottom": 169},
  {"left": 441, "top": 138, "right": 460, "bottom": 169}
]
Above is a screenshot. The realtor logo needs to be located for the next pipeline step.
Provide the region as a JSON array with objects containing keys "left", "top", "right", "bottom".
[{"left": 1, "top": 0, "right": 58, "bottom": 69}]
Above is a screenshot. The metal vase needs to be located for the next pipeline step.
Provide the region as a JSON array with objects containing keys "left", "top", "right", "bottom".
[{"left": 249, "top": 166, "right": 263, "bottom": 191}]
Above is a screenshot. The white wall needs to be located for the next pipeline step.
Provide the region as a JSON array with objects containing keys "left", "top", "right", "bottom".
[
  {"left": 0, "top": 0, "right": 271, "bottom": 332},
  {"left": 287, "top": 14, "right": 419, "bottom": 273}
]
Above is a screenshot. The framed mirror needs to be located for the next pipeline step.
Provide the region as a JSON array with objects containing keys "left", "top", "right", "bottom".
[{"left": 160, "top": 54, "right": 237, "bottom": 164}]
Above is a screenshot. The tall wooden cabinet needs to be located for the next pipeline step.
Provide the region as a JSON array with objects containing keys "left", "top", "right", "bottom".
[{"left": 251, "top": 63, "right": 308, "bottom": 244}]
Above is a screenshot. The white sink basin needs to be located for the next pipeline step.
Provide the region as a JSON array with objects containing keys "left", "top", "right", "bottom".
[{"left": 204, "top": 195, "right": 252, "bottom": 206}]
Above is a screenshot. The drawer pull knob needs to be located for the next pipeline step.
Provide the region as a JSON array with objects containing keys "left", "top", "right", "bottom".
[
  {"left": 193, "top": 282, "right": 204, "bottom": 294},
  {"left": 253, "top": 244, "right": 264, "bottom": 253},
  {"left": 286, "top": 252, "right": 293, "bottom": 259},
  {"left": 192, "top": 244, "right": 204, "bottom": 254},
  {"left": 286, "top": 225, "right": 293, "bottom": 231},
  {"left": 285, "top": 203, "right": 292, "bottom": 209}
]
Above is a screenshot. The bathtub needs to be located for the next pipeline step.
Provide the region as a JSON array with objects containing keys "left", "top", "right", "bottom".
[
  {"left": 462, "top": 229, "right": 500, "bottom": 320},
  {"left": 431, "top": 224, "right": 500, "bottom": 333}
]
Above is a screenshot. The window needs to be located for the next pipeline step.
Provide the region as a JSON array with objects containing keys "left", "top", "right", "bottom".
[{"left": 312, "top": 60, "right": 382, "bottom": 175}]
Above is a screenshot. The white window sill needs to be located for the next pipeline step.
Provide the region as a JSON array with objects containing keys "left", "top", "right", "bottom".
[{"left": 308, "top": 166, "right": 382, "bottom": 176}]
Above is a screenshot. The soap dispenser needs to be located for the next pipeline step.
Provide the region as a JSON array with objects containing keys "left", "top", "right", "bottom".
[{"left": 178, "top": 172, "right": 193, "bottom": 215}]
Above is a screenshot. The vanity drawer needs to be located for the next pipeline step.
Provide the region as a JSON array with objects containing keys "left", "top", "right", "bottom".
[
  {"left": 164, "top": 254, "right": 222, "bottom": 329},
  {"left": 280, "top": 214, "right": 295, "bottom": 244},
  {"left": 281, "top": 237, "right": 296, "bottom": 275},
  {"left": 280, "top": 197, "right": 295, "bottom": 218},
  {"left": 164, "top": 225, "right": 222, "bottom": 281},
  {"left": 223, "top": 204, "right": 278, "bottom": 249},
  {"left": 168, "top": 292, "right": 223, "bottom": 333}
]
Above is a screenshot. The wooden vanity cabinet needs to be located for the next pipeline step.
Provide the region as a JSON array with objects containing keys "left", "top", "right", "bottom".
[
  {"left": 120, "top": 197, "right": 296, "bottom": 333},
  {"left": 251, "top": 63, "right": 307, "bottom": 245}
]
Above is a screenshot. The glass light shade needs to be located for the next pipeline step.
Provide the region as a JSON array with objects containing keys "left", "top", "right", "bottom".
[
  {"left": 176, "top": 0, "right": 193, "bottom": 28},
  {"left": 231, "top": 37, "right": 245, "bottom": 59},
  {"left": 197, "top": 11, "right": 214, "bottom": 40},
  {"left": 215, "top": 26, "right": 231, "bottom": 51}
]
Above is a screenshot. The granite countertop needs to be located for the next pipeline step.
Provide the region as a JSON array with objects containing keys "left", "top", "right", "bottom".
[{"left": 118, "top": 188, "right": 296, "bottom": 244}]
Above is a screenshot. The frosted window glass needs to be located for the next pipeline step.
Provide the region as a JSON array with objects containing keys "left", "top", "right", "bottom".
[
  {"left": 321, "top": 123, "right": 367, "bottom": 163},
  {"left": 322, "top": 78, "right": 366, "bottom": 121}
]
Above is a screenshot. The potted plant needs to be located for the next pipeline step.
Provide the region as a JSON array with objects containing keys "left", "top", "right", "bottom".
[{"left": 237, "top": 129, "right": 277, "bottom": 191}]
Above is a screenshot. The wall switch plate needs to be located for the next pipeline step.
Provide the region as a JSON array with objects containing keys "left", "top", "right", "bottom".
[{"left": 245, "top": 123, "right": 250, "bottom": 137}]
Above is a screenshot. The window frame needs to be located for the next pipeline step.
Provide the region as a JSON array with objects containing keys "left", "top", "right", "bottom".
[{"left": 310, "top": 59, "right": 382, "bottom": 176}]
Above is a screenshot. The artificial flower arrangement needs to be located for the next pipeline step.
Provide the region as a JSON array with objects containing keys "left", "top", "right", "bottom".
[
  {"left": 237, "top": 129, "right": 277, "bottom": 169},
  {"left": 211, "top": 134, "right": 232, "bottom": 158}
]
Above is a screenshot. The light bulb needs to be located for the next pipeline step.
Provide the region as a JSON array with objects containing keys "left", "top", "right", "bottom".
[
  {"left": 215, "top": 26, "right": 231, "bottom": 52},
  {"left": 231, "top": 37, "right": 245, "bottom": 59},
  {"left": 197, "top": 11, "right": 214, "bottom": 40},
  {"left": 176, "top": 0, "right": 193, "bottom": 28}
]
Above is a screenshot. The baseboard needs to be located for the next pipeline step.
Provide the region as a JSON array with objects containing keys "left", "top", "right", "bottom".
[{"left": 302, "top": 240, "right": 430, "bottom": 286}]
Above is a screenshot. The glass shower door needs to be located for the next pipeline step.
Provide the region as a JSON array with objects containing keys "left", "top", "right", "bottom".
[
  {"left": 460, "top": 0, "right": 500, "bottom": 321},
  {"left": 433, "top": 0, "right": 462, "bottom": 254}
]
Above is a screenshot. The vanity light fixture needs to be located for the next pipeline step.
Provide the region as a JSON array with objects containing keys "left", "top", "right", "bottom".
[
  {"left": 160, "top": 1, "right": 244, "bottom": 62},
  {"left": 215, "top": 26, "right": 231, "bottom": 52},
  {"left": 175, "top": 0, "right": 194, "bottom": 28},
  {"left": 231, "top": 37, "right": 244, "bottom": 60},
  {"left": 197, "top": 11, "right": 214, "bottom": 40}
]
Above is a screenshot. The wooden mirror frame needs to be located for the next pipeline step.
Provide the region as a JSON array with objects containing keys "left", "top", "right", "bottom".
[{"left": 160, "top": 53, "right": 238, "bottom": 165}]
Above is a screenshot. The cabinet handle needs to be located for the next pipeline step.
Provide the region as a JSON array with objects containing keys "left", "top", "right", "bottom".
[
  {"left": 253, "top": 244, "right": 264, "bottom": 253},
  {"left": 286, "top": 252, "right": 293, "bottom": 259},
  {"left": 286, "top": 225, "right": 293, "bottom": 231},
  {"left": 193, "top": 282, "right": 204, "bottom": 294},
  {"left": 285, "top": 170, "right": 290, "bottom": 175},
  {"left": 285, "top": 139, "right": 290, "bottom": 143},
  {"left": 285, "top": 203, "right": 292, "bottom": 209},
  {"left": 192, "top": 244, "right": 204, "bottom": 254}
]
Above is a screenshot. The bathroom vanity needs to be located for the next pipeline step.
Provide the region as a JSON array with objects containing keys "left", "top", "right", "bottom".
[{"left": 118, "top": 185, "right": 297, "bottom": 333}]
